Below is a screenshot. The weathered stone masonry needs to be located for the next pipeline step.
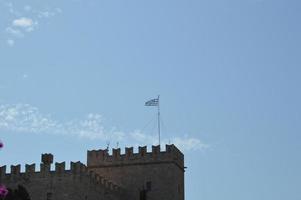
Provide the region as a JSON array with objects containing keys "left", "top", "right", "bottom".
[{"left": 0, "top": 144, "right": 184, "bottom": 200}]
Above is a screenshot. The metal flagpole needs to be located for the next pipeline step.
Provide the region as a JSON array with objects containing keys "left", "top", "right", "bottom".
[
  {"left": 157, "top": 95, "right": 161, "bottom": 146},
  {"left": 145, "top": 96, "right": 161, "bottom": 145}
]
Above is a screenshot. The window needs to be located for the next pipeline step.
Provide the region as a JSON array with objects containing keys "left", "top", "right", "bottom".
[
  {"left": 46, "top": 192, "right": 52, "bottom": 200},
  {"left": 139, "top": 190, "right": 146, "bottom": 200},
  {"left": 146, "top": 181, "right": 152, "bottom": 191}
]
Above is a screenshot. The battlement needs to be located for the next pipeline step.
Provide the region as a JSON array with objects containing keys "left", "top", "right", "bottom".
[
  {"left": 41, "top": 153, "right": 53, "bottom": 164},
  {"left": 0, "top": 162, "right": 85, "bottom": 176},
  {"left": 0, "top": 155, "right": 122, "bottom": 194},
  {"left": 87, "top": 144, "right": 184, "bottom": 170},
  {"left": 0, "top": 145, "right": 184, "bottom": 200}
]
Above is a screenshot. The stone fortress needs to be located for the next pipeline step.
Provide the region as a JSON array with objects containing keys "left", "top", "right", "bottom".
[{"left": 0, "top": 144, "right": 185, "bottom": 200}]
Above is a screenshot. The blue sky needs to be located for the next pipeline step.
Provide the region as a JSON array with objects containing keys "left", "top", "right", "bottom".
[{"left": 0, "top": 0, "right": 301, "bottom": 199}]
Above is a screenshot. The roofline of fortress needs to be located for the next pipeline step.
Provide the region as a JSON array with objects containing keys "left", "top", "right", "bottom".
[
  {"left": 87, "top": 144, "right": 185, "bottom": 171},
  {"left": 0, "top": 144, "right": 185, "bottom": 195},
  {"left": 0, "top": 161, "right": 122, "bottom": 194}
]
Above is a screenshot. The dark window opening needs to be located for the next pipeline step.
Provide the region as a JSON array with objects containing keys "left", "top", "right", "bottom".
[
  {"left": 139, "top": 189, "right": 147, "bottom": 200},
  {"left": 146, "top": 181, "right": 152, "bottom": 191},
  {"left": 46, "top": 192, "right": 52, "bottom": 200}
]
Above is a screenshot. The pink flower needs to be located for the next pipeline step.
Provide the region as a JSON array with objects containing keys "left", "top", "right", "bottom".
[{"left": 0, "top": 185, "right": 8, "bottom": 197}]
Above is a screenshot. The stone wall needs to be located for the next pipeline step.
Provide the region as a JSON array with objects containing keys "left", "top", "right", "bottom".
[
  {"left": 0, "top": 144, "right": 185, "bottom": 200},
  {"left": 87, "top": 144, "right": 185, "bottom": 200},
  {"left": 0, "top": 157, "right": 123, "bottom": 200}
]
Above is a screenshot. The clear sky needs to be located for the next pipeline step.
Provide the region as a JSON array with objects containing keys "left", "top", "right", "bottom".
[{"left": 0, "top": 0, "right": 300, "bottom": 199}]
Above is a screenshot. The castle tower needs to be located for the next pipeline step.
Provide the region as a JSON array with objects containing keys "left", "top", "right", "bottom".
[{"left": 87, "top": 144, "right": 185, "bottom": 200}]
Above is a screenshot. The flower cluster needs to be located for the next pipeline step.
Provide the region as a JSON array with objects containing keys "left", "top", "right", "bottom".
[
  {"left": 0, "top": 185, "right": 8, "bottom": 198},
  {"left": 0, "top": 140, "right": 8, "bottom": 198}
]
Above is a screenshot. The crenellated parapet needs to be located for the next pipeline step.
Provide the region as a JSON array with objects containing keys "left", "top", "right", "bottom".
[
  {"left": 0, "top": 166, "right": 6, "bottom": 177},
  {"left": 0, "top": 154, "right": 124, "bottom": 196},
  {"left": 41, "top": 153, "right": 53, "bottom": 165},
  {"left": 0, "top": 163, "right": 84, "bottom": 178},
  {"left": 25, "top": 164, "right": 35, "bottom": 173},
  {"left": 10, "top": 165, "right": 21, "bottom": 175},
  {"left": 87, "top": 144, "right": 184, "bottom": 171},
  {"left": 71, "top": 161, "right": 86, "bottom": 174}
]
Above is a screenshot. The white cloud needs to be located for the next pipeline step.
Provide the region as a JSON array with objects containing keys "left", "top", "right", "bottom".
[
  {"left": 24, "top": 5, "right": 31, "bottom": 12},
  {"left": 129, "top": 130, "right": 158, "bottom": 145},
  {"left": 2, "top": 2, "right": 62, "bottom": 46},
  {"left": 25, "top": 27, "right": 34, "bottom": 32},
  {"left": 37, "top": 8, "right": 62, "bottom": 18},
  {"left": 128, "top": 130, "right": 209, "bottom": 151},
  {"left": 7, "top": 39, "right": 15, "bottom": 47},
  {"left": 55, "top": 8, "right": 63, "bottom": 13},
  {"left": 6, "top": 27, "right": 24, "bottom": 38},
  {"left": 172, "top": 136, "right": 210, "bottom": 151},
  {"left": 13, "top": 17, "right": 33, "bottom": 27},
  {"left": 6, "top": 18, "right": 38, "bottom": 40},
  {"left": 0, "top": 104, "right": 57, "bottom": 133},
  {"left": 4, "top": 2, "right": 20, "bottom": 16},
  {"left": 38, "top": 11, "right": 55, "bottom": 18},
  {"left": 0, "top": 104, "right": 209, "bottom": 151}
]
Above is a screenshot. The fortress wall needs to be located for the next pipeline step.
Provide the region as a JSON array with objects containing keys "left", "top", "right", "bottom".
[
  {"left": 87, "top": 144, "right": 184, "bottom": 169},
  {"left": 0, "top": 144, "right": 184, "bottom": 200},
  {"left": 87, "top": 144, "right": 185, "bottom": 200},
  {"left": 0, "top": 160, "right": 124, "bottom": 200}
]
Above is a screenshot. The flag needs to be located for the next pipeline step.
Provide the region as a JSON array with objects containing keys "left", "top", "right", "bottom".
[{"left": 145, "top": 98, "right": 159, "bottom": 106}]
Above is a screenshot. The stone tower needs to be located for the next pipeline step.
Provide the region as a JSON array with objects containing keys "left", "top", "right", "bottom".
[{"left": 87, "top": 144, "right": 185, "bottom": 200}]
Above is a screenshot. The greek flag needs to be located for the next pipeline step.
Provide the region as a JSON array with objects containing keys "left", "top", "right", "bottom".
[{"left": 145, "top": 98, "right": 159, "bottom": 106}]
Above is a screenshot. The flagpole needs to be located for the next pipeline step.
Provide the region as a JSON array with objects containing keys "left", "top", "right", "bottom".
[
  {"left": 158, "top": 95, "right": 161, "bottom": 146},
  {"left": 145, "top": 96, "right": 161, "bottom": 146}
]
